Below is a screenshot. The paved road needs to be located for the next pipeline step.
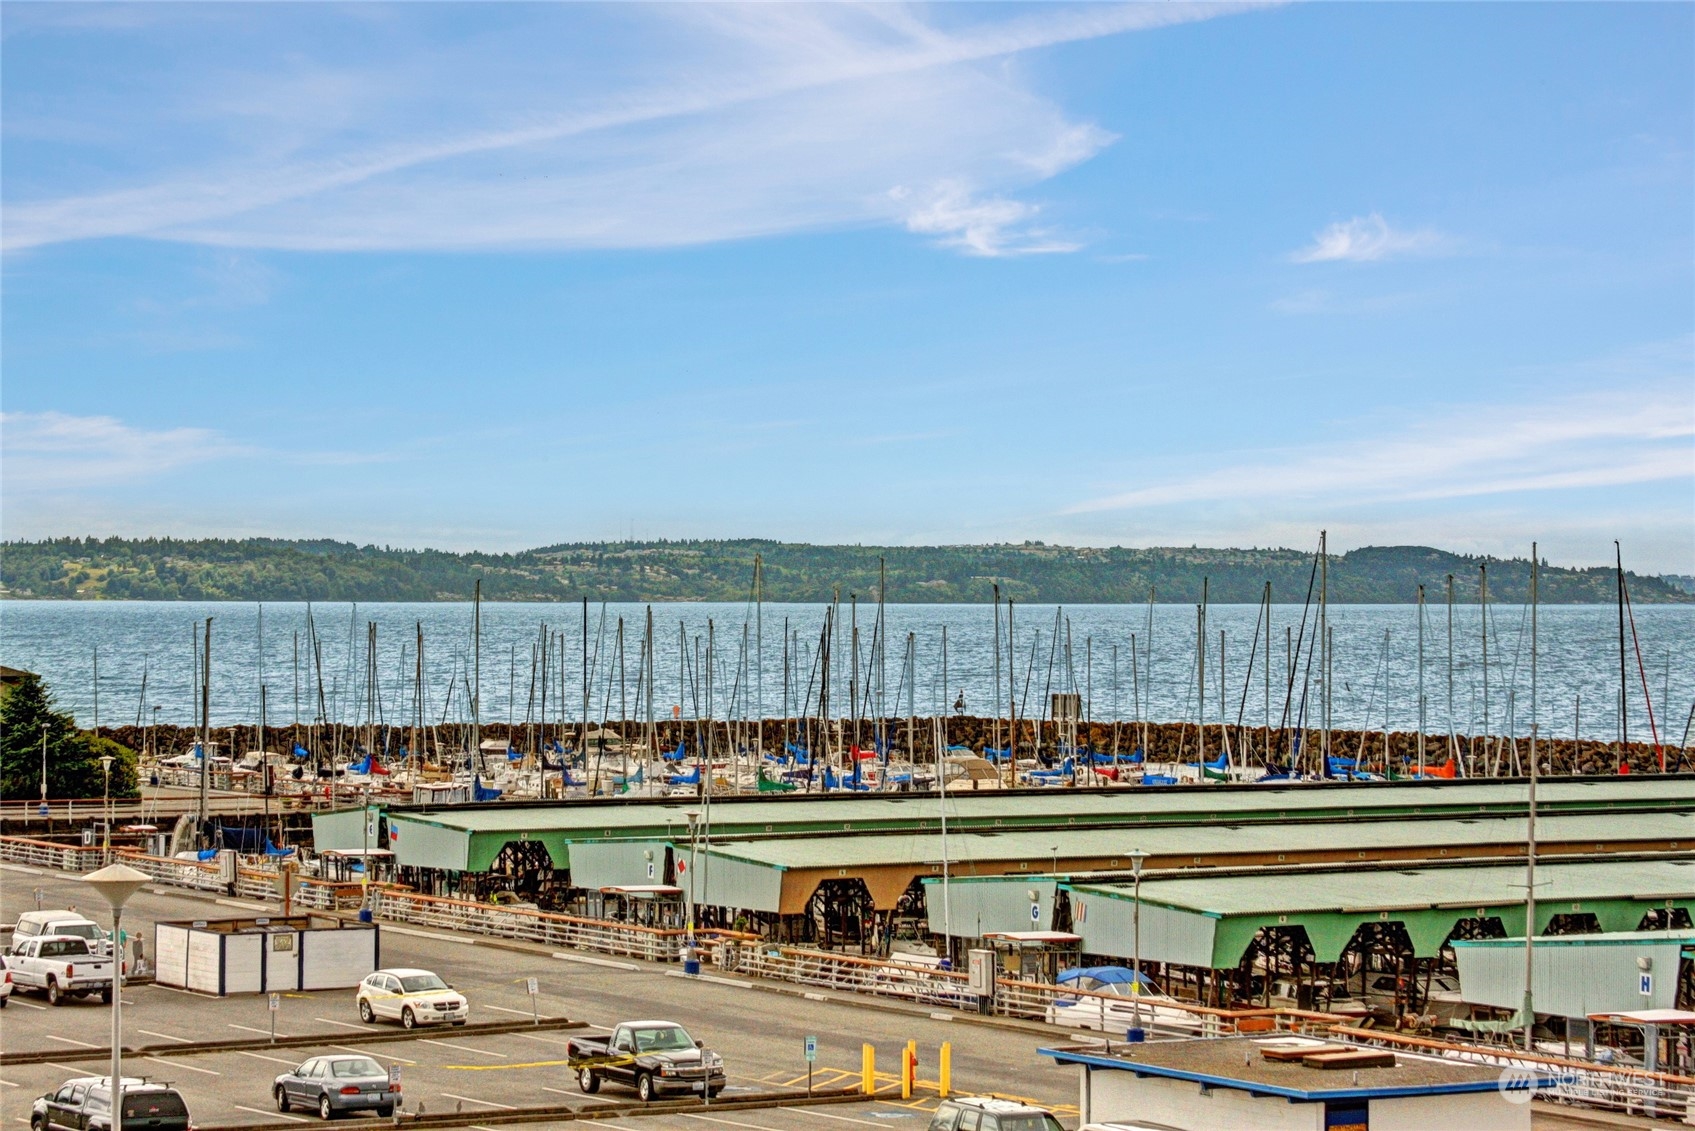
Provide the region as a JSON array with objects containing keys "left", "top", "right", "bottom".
[
  {"left": 0, "top": 865, "right": 1651, "bottom": 1131},
  {"left": 0, "top": 866, "right": 1076, "bottom": 1130}
]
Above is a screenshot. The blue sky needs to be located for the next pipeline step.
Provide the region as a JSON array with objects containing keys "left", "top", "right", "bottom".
[{"left": 3, "top": 2, "right": 1691, "bottom": 571}]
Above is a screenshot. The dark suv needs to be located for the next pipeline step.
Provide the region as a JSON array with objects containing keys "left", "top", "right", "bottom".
[
  {"left": 928, "top": 1098, "right": 1065, "bottom": 1131},
  {"left": 30, "top": 1077, "right": 190, "bottom": 1131}
]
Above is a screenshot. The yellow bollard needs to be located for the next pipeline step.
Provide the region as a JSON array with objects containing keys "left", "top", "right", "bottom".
[
  {"left": 902, "top": 1039, "right": 917, "bottom": 1099},
  {"left": 939, "top": 1042, "right": 951, "bottom": 1098},
  {"left": 862, "top": 1043, "right": 876, "bottom": 1095}
]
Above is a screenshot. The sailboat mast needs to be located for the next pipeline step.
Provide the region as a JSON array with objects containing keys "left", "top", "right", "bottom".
[
  {"left": 199, "top": 617, "right": 212, "bottom": 844},
  {"left": 646, "top": 607, "right": 656, "bottom": 784},
  {"left": 582, "top": 597, "right": 590, "bottom": 763},
  {"left": 992, "top": 585, "right": 1002, "bottom": 757},
  {"left": 1197, "top": 579, "right": 1207, "bottom": 765},
  {"left": 1005, "top": 600, "right": 1016, "bottom": 789},
  {"left": 472, "top": 580, "right": 482, "bottom": 771},
  {"left": 1480, "top": 564, "right": 1489, "bottom": 775},
  {"left": 756, "top": 555, "right": 764, "bottom": 761},
  {"left": 1417, "top": 585, "right": 1426, "bottom": 776},
  {"left": 1616, "top": 541, "right": 1628, "bottom": 765},
  {"left": 1523, "top": 543, "right": 1539, "bottom": 1052},
  {"left": 1318, "top": 531, "right": 1328, "bottom": 769},
  {"left": 878, "top": 558, "right": 887, "bottom": 765}
]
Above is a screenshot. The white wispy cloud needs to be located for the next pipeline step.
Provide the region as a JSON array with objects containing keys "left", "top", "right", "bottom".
[
  {"left": 0, "top": 411, "right": 395, "bottom": 491},
  {"left": 893, "top": 183, "right": 1080, "bottom": 257},
  {"left": 1064, "top": 378, "right": 1694, "bottom": 515},
  {"left": 2, "top": 3, "right": 1263, "bottom": 255},
  {"left": 0, "top": 412, "right": 243, "bottom": 488},
  {"left": 1290, "top": 212, "right": 1451, "bottom": 263}
]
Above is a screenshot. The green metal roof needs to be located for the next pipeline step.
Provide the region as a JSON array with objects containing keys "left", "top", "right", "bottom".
[
  {"left": 1071, "top": 857, "right": 1695, "bottom": 917},
  {"left": 382, "top": 774, "right": 1693, "bottom": 843},
  {"left": 702, "top": 810, "right": 1693, "bottom": 871},
  {"left": 1451, "top": 929, "right": 1695, "bottom": 948},
  {"left": 1063, "top": 857, "right": 1695, "bottom": 966}
]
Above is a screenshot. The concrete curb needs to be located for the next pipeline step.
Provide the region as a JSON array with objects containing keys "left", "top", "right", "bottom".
[
  {"left": 0, "top": 1017, "right": 587, "bottom": 1066},
  {"left": 197, "top": 1086, "right": 872, "bottom": 1131}
]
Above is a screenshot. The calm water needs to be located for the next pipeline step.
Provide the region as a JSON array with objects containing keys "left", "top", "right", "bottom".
[{"left": 2, "top": 601, "right": 1691, "bottom": 742}]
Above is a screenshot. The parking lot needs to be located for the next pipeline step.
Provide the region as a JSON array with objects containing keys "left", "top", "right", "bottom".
[
  {"left": 4, "top": 863, "right": 1637, "bottom": 1131},
  {"left": 0, "top": 868, "right": 1077, "bottom": 1130}
]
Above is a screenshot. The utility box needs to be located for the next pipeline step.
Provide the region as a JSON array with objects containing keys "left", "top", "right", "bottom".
[
  {"left": 967, "top": 948, "right": 995, "bottom": 995},
  {"left": 155, "top": 914, "right": 378, "bottom": 996}
]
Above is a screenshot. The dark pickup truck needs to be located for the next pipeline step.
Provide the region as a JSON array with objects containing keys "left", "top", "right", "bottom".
[
  {"left": 567, "top": 1020, "right": 726, "bottom": 1102},
  {"left": 31, "top": 1077, "right": 190, "bottom": 1131}
]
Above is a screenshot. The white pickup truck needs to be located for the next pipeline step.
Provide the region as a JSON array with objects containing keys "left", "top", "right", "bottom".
[{"left": 9, "top": 936, "right": 114, "bottom": 1005}]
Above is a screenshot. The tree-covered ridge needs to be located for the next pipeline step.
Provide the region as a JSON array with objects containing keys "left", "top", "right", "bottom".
[{"left": 1, "top": 536, "right": 1687, "bottom": 604}]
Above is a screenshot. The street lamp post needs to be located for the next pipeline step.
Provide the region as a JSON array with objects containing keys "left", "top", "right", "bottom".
[
  {"left": 82, "top": 863, "right": 151, "bottom": 1131},
  {"left": 100, "top": 755, "right": 115, "bottom": 858},
  {"left": 1129, "top": 851, "right": 1148, "bottom": 1040},
  {"left": 683, "top": 810, "right": 700, "bottom": 974},
  {"left": 40, "top": 723, "right": 49, "bottom": 817}
]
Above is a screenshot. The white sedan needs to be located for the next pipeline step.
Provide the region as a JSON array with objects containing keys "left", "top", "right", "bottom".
[{"left": 356, "top": 968, "right": 468, "bottom": 1029}]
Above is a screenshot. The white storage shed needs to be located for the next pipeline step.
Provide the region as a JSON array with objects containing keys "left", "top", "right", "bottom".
[{"left": 154, "top": 913, "right": 379, "bottom": 995}]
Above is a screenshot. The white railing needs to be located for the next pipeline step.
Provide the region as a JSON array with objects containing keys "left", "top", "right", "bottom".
[
  {"left": 994, "top": 976, "right": 1347, "bottom": 1039},
  {"left": 370, "top": 889, "right": 686, "bottom": 963},
  {"left": 1334, "top": 1026, "right": 1695, "bottom": 1119},
  {"left": 0, "top": 835, "right": 110, "bottom": 873},
  {"left": 726, "top": 944, "right": 977, "bottom": 1008}
]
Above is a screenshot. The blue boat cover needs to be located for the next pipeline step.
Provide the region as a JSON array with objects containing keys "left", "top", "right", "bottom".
[{"left": 1058, "top": 966, "right": 1161, "bottom": 990}]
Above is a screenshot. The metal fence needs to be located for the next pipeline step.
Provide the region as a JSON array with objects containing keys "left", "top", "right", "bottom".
[
  {"left": 994, "top": 976, "right": 1347, "bottom": 1039},
  {"left": 1334, "top": 1026, "right": 1695, "bottom": 1120},
  {"left": 369, "top": 889, "right": 687, "bottom": 963},
  {"left": 725, "top": 944, "right": 977, "bottom": 1009},
  {"left": 0, "top": 834, "right": 110, "bottom": 873}
]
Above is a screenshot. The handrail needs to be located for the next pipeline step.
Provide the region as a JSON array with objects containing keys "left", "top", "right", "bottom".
[{"left": 1329, "top": 1025, "right": 1695, "bottom": 1087}]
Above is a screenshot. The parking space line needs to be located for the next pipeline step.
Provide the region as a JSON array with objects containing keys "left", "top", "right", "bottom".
[
  {"left": 541, "top": 1087, "right": 615, "bottom": 1103},
  {"left": 314, "top": 1018, "right": 369, "bottom": 1029},
  {"left": 798, "top": 1109, "right": 910, "bottom": 1127},
  {"left": 47, "top": 1035, "right": 100, "bottom": 1047},
  {"left": 216, "top": 898, "right": 274, "bottom": 912},
  {"left": 419, "top": 1040, "right": 506, "bottom": 1058},
  {"left": 514, "top": 1033, "right": 574, "bottom": 1046},
  {"left": 440, "top": 1093, "right": 516, "bottom": 1110},
  {"left": 229, "top": 1023, "right": 287, "bottom": 1037},
  {"left": 237, "top": 1051, "right": 303, "bottom": 1066},
  {"left": 235, "top": 1105, "right": 305, "bottom": 1123},
  {"left": 144, "top": 1056, "right": 222, "bottom": 1076},
  {"left": 44, "top": 1063, "right": 88, "bottom": 1075},
  {"left": 137, "top": 1029, "right": 191, "bottom": 1043},
  {"left": 481, "top": 1005, "right": 553, "bottom": 1019},
  {"left": 0, "top": 1080, "right": 17, "bottom": 1088},
  {"left": 7, "top": 998, "right": 47, "bottom": 1010},
  {"left": 332, "top": 1046, "right": 414, "bottom": 1064},
  {"left": 680, "top": 1114, "right": 783, "bottom": 1131}
]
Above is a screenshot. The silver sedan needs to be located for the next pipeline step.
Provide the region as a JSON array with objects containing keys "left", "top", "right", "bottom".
[{"left": 273, "top": 1056, "right": 398, "bottom": 1120}]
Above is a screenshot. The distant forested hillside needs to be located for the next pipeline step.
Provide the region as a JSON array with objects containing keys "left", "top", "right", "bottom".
[{"left": 2, "top": 537, "right": 1686, "bottom": 604}]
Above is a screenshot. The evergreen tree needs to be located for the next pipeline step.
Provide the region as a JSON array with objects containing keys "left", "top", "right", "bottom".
[{"left": 0, "top": 673, "right": 138, "bottom": 801}]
